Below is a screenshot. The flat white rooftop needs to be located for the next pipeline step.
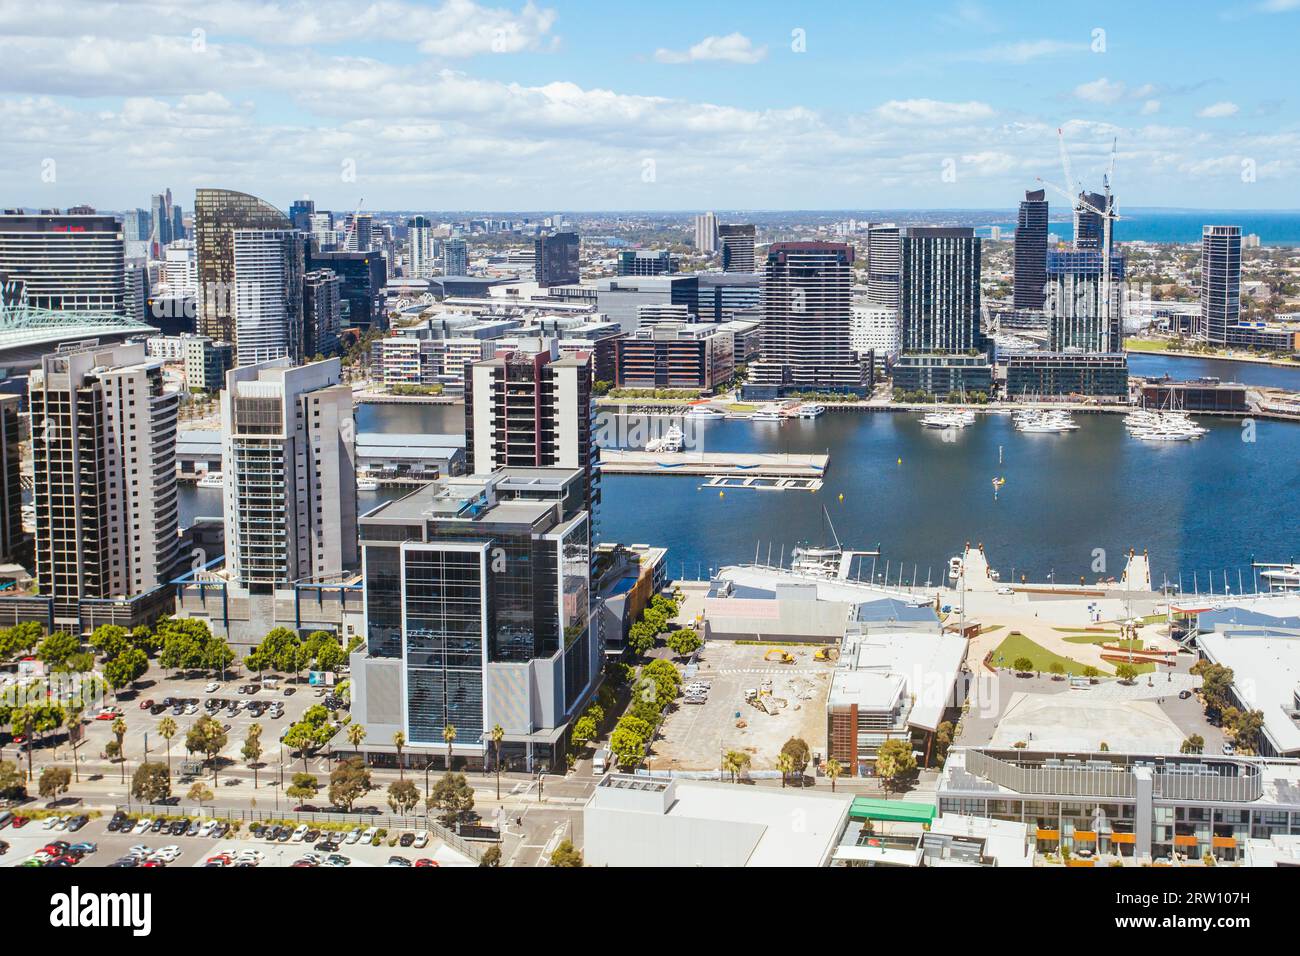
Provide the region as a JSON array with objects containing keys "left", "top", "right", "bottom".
[
  {"left": 989, "top": 692, "right": 1187, "bottom": 754},
  {"left": 1198, "top": 628, "right": 1300, "bottom": 756}
]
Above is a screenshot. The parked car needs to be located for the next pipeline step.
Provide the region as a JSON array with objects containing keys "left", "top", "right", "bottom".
[
  {"left": 291, "top": 824, "right": 309, "bottom": 843},
  {"left": 398, "top": 832, "right": 415, "bottom": 847},
  {"left": 344, "top": 827, "right": 362, "bottom": 845},
  {"left": 138, "top": 699, "right": 155, "bottom": 710},
  {"left": 412, "top": 831, "right": 429, "bottom": 849},
  {"left": 414, "top": 858, "right": 439, "bottom": 867},
  {"left": 386, "top": 856, "right": 412, "bottom": 867},
  {"left": 1178, "top": 689, "right": 1193, "bottom": 700},
  {"left": 66, "top": 815, "right": 89, "bottom": 832},
  {"left": 94, "top": 709, "right": 122, "bottom": 721},
  {"left": 204, "top": 682, "right": 220, "bottom": 693}
]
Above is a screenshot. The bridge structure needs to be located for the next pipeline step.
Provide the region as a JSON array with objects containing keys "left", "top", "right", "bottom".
[{"left": 0, "top": 299, "right": 158, "bottom": 371}]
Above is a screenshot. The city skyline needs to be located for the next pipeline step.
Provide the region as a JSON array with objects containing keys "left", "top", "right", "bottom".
[{"left": 1, "top": 1, "right": 1298, "bottom": 210}]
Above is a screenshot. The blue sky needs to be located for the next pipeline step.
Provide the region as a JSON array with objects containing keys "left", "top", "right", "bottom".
[{"left": 0, "top": 0, "right": 1296, "bottom": 212}]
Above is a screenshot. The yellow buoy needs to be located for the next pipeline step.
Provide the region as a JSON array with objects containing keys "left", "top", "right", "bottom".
[
  {"left": 837, "top": 493, "right": 844, "bottom": 502},
  {"left": 718, "top": 491, "right": 724, "bottom": 498},
  {"left": 897, "top": 457, "right": 902, "bottom": 465}
]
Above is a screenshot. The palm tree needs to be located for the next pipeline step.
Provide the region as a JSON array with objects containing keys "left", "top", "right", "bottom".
[
  {"left": 11, "top": 708, "right": 34, "bottom": 782},
  {"left": 442, "top": 724, "right": 457, "bottom": 772},
  {"left": 347, "top": 722, "right": 366, "bottom": 760},
  {"left": 392, "top": 731, "right": 406, "bottom": 780},
  {"left": 824, "top": 758, "right": 844, "bottom": 792},
  {"left": 157, "top": 716, "right": 178, "bottom": 779},
  {"left": 65, "top": 705, "right": 84, "bottom": 783},
  {"left": 776, "top": 752, "right": 794, "bottom": 788},
  {"left": 490, "top": 723, "right": 504, "bottom": 800},
  {"left": 722, "top": 749, "right": 749, "bottom": 784},
  {"left": 111, "top": 717, "right": 127, "bottom": 783}
]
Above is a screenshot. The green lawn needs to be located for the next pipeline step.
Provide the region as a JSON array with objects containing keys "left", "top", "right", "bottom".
[
  {"left": 990, "top": 633, "right": 1092, "bottom": 676},
  {"left": 1124, "top": 338, "right": 1171, "bottom": 352},
  {"left": 1062, "top": 635, "right": 1145, "bottom": 650}
]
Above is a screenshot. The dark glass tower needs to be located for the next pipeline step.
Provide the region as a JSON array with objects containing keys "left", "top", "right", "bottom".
[
  {"left": 534, "top": 232, "right": 580, "bottom": 286},
  {"left": 1013, "top": 189, "right": 1048, "bottom": 310}
]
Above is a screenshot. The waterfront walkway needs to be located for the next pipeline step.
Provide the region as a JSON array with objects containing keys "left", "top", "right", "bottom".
[{"left": 598, "top": 448, "right": 829, "bottom": 477}]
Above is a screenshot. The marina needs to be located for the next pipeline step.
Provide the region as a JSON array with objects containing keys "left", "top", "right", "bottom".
[{"left": 598, "top": 448, "right": 829, "bottom": 478}]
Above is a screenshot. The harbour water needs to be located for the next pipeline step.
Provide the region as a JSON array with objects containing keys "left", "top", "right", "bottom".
[{"left": 178, "top": 355, "right": 1300, "bottom": 588}]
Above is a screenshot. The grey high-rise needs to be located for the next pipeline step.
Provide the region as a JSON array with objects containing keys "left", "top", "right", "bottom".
[
  {"left": 1013, "top": 189, "right": 1049, "bottom": 310},
  {"left": 1199, "top": 225, "right": 1241, "bottom": 345},
  {"left": 899, "top": 228, "right": 983, "bottom": 353},
  {"left": 866, "top": 224, "right": 901, "bottom": 309},
  {"left": 718, "top": 224, "right": 756, "bottom": 273}
]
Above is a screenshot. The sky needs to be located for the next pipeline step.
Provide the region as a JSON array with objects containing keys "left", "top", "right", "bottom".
[{"left": 1, "top": 0, "right": 1298, "bottom": 213}]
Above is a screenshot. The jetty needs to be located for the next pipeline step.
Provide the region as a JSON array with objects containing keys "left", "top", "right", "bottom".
[{"left": 598, "top": 449, "right": 828, "bottom": 478}]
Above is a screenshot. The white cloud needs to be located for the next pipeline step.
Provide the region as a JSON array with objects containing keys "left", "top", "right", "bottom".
[
  {"left": 1198, "top": 101, "right": 1240, "bottom": 118},
  {"left": 1073, "top": 77, "right": 1127, "bottom": 104},
  {"left": 653, "top": 33, "right": 767, "bottom": 65},
  {"left": 1140, "top": 99, "right": 1161, "bottom": 115},
  {"left": 874, "top": 99, "right": 995, "bottom": 125}
]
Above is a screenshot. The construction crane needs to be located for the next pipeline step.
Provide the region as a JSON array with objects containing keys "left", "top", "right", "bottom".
[
  {"left": 1037, "top": 130, "right": 1123, "bottom": 350},
  {"left": 344, "top": 197, "right": 365, "bottom": 250}
]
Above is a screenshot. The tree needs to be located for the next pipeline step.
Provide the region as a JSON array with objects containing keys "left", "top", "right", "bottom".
[
  {"left": 876, "top": 739, "right": 917, "bottom": 793},
  {"left": 626, "top": 621, "right": 655, "bottom": 656},
  {"left": 479, "top": 844, "right": 502, "bottom": 867},
  {"left": 187, "top": 781, "right": 213, "bottom": 810},
  {"left": 722, "top": 749, "right": 750, "bottom": 784},
  {"left": 104, "top": 648, "right": 148, "bottom": 698},
  {"left": 824, "top": 757, "right": 844, "bottom": 792},
  {"left": 9, "top": 707, "right": 34, "bottom": 782},
  {"left": 387, "top": 779, "right": 420, "bottom": 815},
  {"left": 39, "top": 765, "right": 71, "bottom": 799},
  {"left": 934, "top": 721, "right": 955, "bottom": 764},
  {"left": 111, "top": 717, "right": 128, "bottom": 783},
  {"left": 443, "top": 724, "right": 457, "bottom": 771},
  {"left": 185, "top": 714, "right": 228, "bottom": 783},
  {"left": 1114, "top": 662, "right": 1139, "bottom": 684},
  {"left": 0, "top": 760, "right": 25, "bottom": 799},
  {"left": 1180, "top": 734, "right": 1205, "bottom": 755},
  {"left": 157, "top": 716, "right": 178, "bottom": 779},
  {"left": 1048, "top": 662, "right": 1066, "bottom": 680},
  {"left": 242, "top": 724, "right": 264, "bottom": 788},
  {"left": 328, "top": 757, "right": 371, "bottom": 812},
  {"left": 392, "top": 730, "right": 406, "bottom": 779},
  {"left": 346, "top": 722, "right": 366, "bottom": 757},
  {"left": 37, "top": 631, "right": 81, "bottom": 671},
  {"left": 426, "top": 771, "right": 474, "bottom": 826},
  {"left": 490, "top": 723, "right": 504, "bottom": 800},
  {"left": 776, "top": 752, "right": 794, "bottom": 788},
  {"left": 1227, "top": 708, "right": 1265, "bottom": 755},
  {"left": 286, "top": 772, "right": 319, "bottom": 802},
  {"left": 89, "top": 624, "right": 128, "bottom": 660},
  {"left": 780, "top": 737, "right": 811, "bottom": 780},
  {"left": 131, "top": 762, "right": 171, "bottom": 804},
  {"left": 1082, "top": 665, "right": 1100, "bottom": 682},
  {"left": 1012, "top": 656, "right": 1034, "bottom": 675},
  {"left": 571, "top": 715, "right": 597, "bottom": 750},
  {"left": 549, "top": 839, "right": 583, "bottom": 867},
  {"left": 665, "top": 628, "right": 702, "bottom": 657}
]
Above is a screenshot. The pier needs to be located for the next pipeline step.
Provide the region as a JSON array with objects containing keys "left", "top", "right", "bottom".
[{"left": 598, "top": 448, "right": 828, "bottom": 478}]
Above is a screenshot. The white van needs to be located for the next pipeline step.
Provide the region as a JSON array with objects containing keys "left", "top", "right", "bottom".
[{"left": 592, "top": 749, "right": 612, "bottom": 775}]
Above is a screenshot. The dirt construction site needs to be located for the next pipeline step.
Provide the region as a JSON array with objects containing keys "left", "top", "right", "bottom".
[{"left": 648, "top": 641, "right": 836, "bottom": 771}]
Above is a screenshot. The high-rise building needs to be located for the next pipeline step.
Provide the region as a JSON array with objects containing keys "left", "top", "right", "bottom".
[
  {"left": 124, "top": 260, "right": 150, "bottom": 323},
  {"left": 535, "top": 232, "right": 580, "bottom": 286},
  {"left": 1200, "top": 225, "right": 1242, "bottom": 346},
  {"left": 899, "top": 228, "right": 983, "bottom": 354},
  {"left": 30, "top": 343, "right": 179, "bottom": 623},
  {"left": 407, "top": 215, "right": 433, "bottom": 278},
  {"left": 288, "top": 199, "right": 315, "bottom": 233},
  {"left": 220, "top": 358, "right": 357, "bottom": 592},
  {"left": 866, "top": 224, "right": 901, "bottom": 309},
  {"left": 349, "top": 467, "right": 596, "bottom": 771},
  {"left": 595, "top": 275, "right": 700, "bottom": 333},
  {"left": 183, "top": 335, "right": 233, "bottom": 393},
  {"left": 1013, "top": 189, "right": 1049, "bottom": 311},
  {"left": 232, "top": 228, "right": 305, "bottom": 366},
  {"left": 718, "top": 223, "right": 756, "bottom": 273},
  {"left": 466, "top": 342, "right": 599, "bottom": 516},
  {"left": 302, "top": 269, "right": 342, "bottom": 358},
  {"left": 617, "top": 249, "right": 674, "bottom": 276},
  {"left": 344, "top": 213, "right": 373, "bottom": 252},
  {"left": 195, "top": 188, "right": 292, "bottom": 345},
  {"left": 442, "top": 237, "right": 468, "bottom": 276},
  {"left": 0, "top": 210, "right": 125, "bottom": 313},
  {"left": 171, "top": 204, "right": 186, "bottom": 243},
  {"left": 745, "top": 242, "right": 862, "bottom": 397},
  {"left": 0, "top": 394, "right": 24, "bottom": 564},
  {"left": 162, "top": 240, "right": 198, "bottom": 297},
  {"left": 305, "top": 248, "right": 387, "bottom": 331},
  {"left": 308, "top": 212, "right": 335, "bottom": 250},
  {"left": 122, "top": 209, "right": 151, "bottom": 242},
  {"left": 1074, "top": 191, "right": 1110, "bottom": 251},
  {"left": 151, "top": 191, "right": 173, "bottom": 248},
  {"left": 693, "top": 212, "right": 718, "bottom": 254},
  {"left": 1046, "top": 249, "right": 1125, "bottom": 353}
]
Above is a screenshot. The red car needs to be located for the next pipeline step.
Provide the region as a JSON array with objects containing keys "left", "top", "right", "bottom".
[
  {"left": 11, "top": 816, "right": 29, "bottom": 828},
  {"left": 414, "top": 858, "right": 439, "bottom": 867},
  {"left": 52, "top": 854, "right": 80, "bottom": 865},
  {"left": 140, "top": 860, "right": 164, "bottom": 868},
  {"left": 137, "top": 699, "right": 154, "bottom": 710},
  {"left": 94, "top": 710, "right": 122, "bottom": 721},
  {"left": 205, "top": 854, "right": 232, "bottom": 866}
]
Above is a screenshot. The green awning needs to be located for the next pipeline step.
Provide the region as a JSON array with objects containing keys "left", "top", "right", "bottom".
[{"left": 848, "top": 797, "right": 936, "bottom": 825}]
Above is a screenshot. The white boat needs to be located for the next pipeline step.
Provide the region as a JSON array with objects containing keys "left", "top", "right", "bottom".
[
  {"left": 686, "top": 405, "right": 726, "bottom": 419},
  {"left": 645, "top": 425, "right": 685, "bottom": 453},
  {"left": 1014, "top": 409, "right": 1077, "bottom": 433},
  {"left": 919, "top": 411, "right": 971, "bottom": 429},
  {"left": 1259, "top": 564, "right": 1300, "bottom": 589},
  {"left": 794, "top": 403, "right": 826, "bottom": 419},
  {"left": 750, "top": 409, "right": 786, "bottom": 422},
  {"left": 196, "top": 472, "right": 224, "bottom": 488}
]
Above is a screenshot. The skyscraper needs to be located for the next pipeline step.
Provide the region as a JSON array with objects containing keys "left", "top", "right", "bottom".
[
  {"left": 0, "top": 394, "right": 24, "bottom": 564},
  {"left": 1199, "top": 225, "right": 1242, "bottom": 346},
  {"left": 0, "top": 210, "right": 126, "bottom": 313},
  {"left": 288, "top": 199, "right": 315, "bottom": 233},
  {"left": 1013, "top": 189, "right": 1049, "bottom": 310},
  {"left": 195, "top": 188, "right": 292, "bottom": 345},
  {"left": 151, "top": 191, "right": 173, "bottom": 249},
  {"left": 693, "top": 211, "right": 718, "bottom": 254},
  {"left": 442, "top": 237, "right": 469, "bottom": 276},
  {"left": 407, "top": 215, "right": 433, "bottom": 278},
  {"left": 535, "top": 232, "right": 580, "bottom": 286},
  {"left": 220, "top": 358, "right": 357, "bottom": 592},
  {"left": 122, "top": 209, "right": 151, "bottom": 242},
  {"left": 344, "top": 213, "right": 373, "bottom": 252},
  {"left": 866, "top": 224, "right": 901, "bottom": 309},
  {"left": 746, "top": 241, "right": 862, "bottom": 397},
  {"left": 306, "top": 247, "right": 387, "bottom": 331},
  {"left": 1046, "top": 249, "right": 1125, "bottom": 352},
  {"left": 466, "top": 342, "right": 599, "bottom": 516},
  {"left": 1073, "top": 191, "right": 1110, "bottom": 251},
  {"left": 30, "top": 343, "right": 179, "bottom": 623},
  {"left": 232, "top": 228, "right": 305, "bottom": 366},
  {"left": 718, "top": 223, "right": 757, "bottom": 273},
  {"left": 302, "top": 269, "right": 342, "bottom": 358}
]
